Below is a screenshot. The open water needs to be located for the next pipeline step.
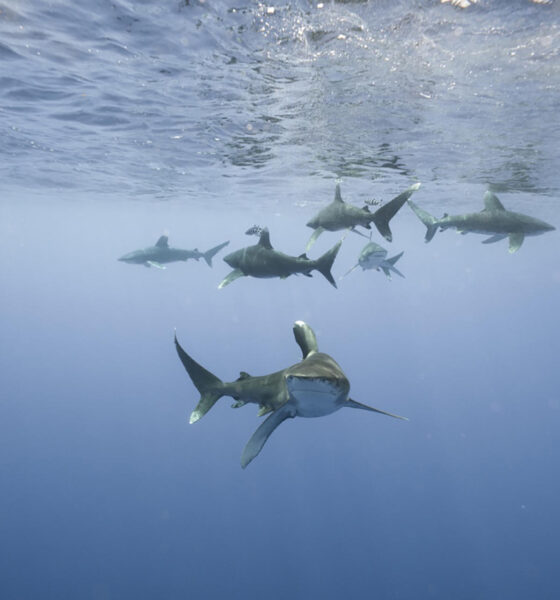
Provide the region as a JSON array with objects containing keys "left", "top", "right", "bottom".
[{"left": 1, "top": 1, "right": 560, "bottom": 599}]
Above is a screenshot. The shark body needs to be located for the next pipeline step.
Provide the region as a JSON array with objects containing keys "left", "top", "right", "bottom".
[
  {"left": 306, "top": 182, "right": 421, "bottom": 251},
  {"left": 219, "top": 228, "right": 341, "bottom": 289},
  {"left": 343, "top": 241, "right": 404, "bottom": 279},
  {"left": 408, "top": 191, "right": 555, "bottom": 253},
  {"left": 118, "top": 236, "right": 229, "bottom": 268},
  {"left": 175, "top": 321, "right": 407, "bottom": 468}
]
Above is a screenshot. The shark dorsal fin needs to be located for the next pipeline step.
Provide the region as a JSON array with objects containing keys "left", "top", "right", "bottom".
[
  {"left": 155, "top": 235, "right": 169, "bottom": 248},
  {"left": 292, "top": 320, "right": 318, "bottom": 358},
  {"left": 237, "top": 371, "right": 251, "bottom": 381},
  {"left": 334, "top": 184, "right": 344, "bottom": 203},
  {"left": 483, "top": 191, "right": 506, "bottom": 211},
  {"left": 258, "top": 228, "right": 273, "bottom": 250}
]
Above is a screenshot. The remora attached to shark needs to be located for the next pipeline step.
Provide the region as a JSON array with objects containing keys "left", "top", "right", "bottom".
[
  {"left": 305, "top": 182, "right": 421, "bottom": 251},
  {"left": 175, "top": 321, "right": 407, "bottom": 468},
  {"left": 219, "top": 228, "right": 342, "bottom": 289},
  {"left": 408, "top": 191, "right": 555, "bottom": 253},
  {"left": 118, "top": 236, "right": 230, "bottom": 268},
  {"left": 342, "top": 241, "right": 405, "bottom": 280}
]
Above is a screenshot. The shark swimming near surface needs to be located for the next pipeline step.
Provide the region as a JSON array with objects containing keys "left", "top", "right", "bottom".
[
  {"left": 408, "top": 191, "right": 555, "bottom": 253},
  {"left": 218, "top": 228, "right": 342, "bottom": 289},
  {"left": 305, "top": 182, "right": 421, "bottom": 251},
  {"left": 342, "top": 241, "right": 405, "bottom": 280},
  {"left": 175, "top": 321, "right": 407, "bottom": 468},
  {"left": 118, "top": 236, "right": 230, "bottom": 268}
]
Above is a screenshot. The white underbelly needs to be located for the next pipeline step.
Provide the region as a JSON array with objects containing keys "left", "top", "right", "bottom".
[{"left": 286, "top": 375, "right": 345, "bottom": 417}]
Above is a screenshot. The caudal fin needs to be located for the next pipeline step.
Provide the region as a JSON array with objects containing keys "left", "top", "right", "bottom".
[
  {"left": 314, "top": 240, "right": 342, "bottom": 288},
  {"left": 371, "top": 182, "right": 421, "bottom": 242},
  {"left": 407, "top": 200, "right": 438, "bottom": 242},
  {"left": 174, "top": 333, "right": 224, "bottom": 423},
  {"left": 203, "top": 240, "right": 230, "bottom": 267},
  {"left": 381, "top": 251, "right": 405, "bottom": 279}
]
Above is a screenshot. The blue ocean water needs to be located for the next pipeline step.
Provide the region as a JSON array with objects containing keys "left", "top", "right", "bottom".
[{"left": 1, "top": 1, "right": 559, "bottom": 599}]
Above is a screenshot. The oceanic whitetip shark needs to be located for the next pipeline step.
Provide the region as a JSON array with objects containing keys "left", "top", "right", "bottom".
[
  {"left": 305, "top": 182, "right": 421, "bottom": 251},
  {"left": 408, "top": 191, "right": 555, "bottom": 253},
  {"left": 342, "top": 241, "right": 405, "bottom": 280},
  {"left": 218, "top": 228, "right": 342, "bottom": 289},
  {"left": 118, "top": 236, "right": 229, "bottom": 268},
  {"left": 175, "top": 321, "right": 407, "bottom": 468}
]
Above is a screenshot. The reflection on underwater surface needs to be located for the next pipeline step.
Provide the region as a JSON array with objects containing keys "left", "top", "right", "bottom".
[{"left": 0, "top": 0, "right": 559, "bottom": 200}]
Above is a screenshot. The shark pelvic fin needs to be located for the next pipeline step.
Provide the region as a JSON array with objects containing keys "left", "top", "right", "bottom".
[
  {"left": 218, "top": 269, "right": 245, "bottom": 289},
  {"left": 346, "top": 398, "right": 408, "bottom": 421},
  {"left": 371, "top": 182, "right": 421, "bottom": 242},
  {"left": 174, "top": 333, "right": 224, "bottom": 423},
  {"left": 203, "top": 240, "right": 230, "bottom": 267},
  {"left": 241, "top": 405, "right": 296, "bottom": 468},
  {"left": 306, "top": 226, "right": 325, "bottom": 252}
]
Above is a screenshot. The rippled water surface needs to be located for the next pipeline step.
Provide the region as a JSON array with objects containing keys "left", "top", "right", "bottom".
[{"left": 1, "top": 0, "right": 559, "bottom": 204}]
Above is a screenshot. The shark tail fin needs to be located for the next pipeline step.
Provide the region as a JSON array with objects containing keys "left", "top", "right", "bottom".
[
  {"left": 174, "top": 333, "right": 225, "bottom": 423},
  {"left": 382, "top": 251, "right": 405, "bottom": 279},
  {"left": 408, "top": 200, "right": 438, "bottom": 242},
  {"left": 371, "top": 182, "right": 421, "bottom": 242},
  {"left": 314, "top": 240, "right": 342, "bottom": 288},
  {"left": 202, "top": 240, "right": 230, "bottom": 267}
]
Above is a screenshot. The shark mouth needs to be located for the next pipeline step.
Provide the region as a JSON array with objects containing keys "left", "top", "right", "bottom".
[{"left": 285, "top": 375, "right": 347, "bottom": 417}]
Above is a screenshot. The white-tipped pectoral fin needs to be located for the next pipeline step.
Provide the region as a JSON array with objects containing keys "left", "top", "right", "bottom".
[
  {"left": 218, "top": 269, "right": 245, "bottom": 289},
  {"left": 508, "top": 233, "right": 524, "bottom": 253},
  {"left": 306, "top": 227, "right": 325, "bottom": 252},
  {"left": 482, "top": 234, "right": 508, "bottom": 245},
  {"left": 146, "top": 261, "right": 166, "bottom": 269},
  {"left": 241, "top": 405, "right": 296, "bottom": 469},
  {"left": 346, "top": 398, "right": 408, "bottom": 421}
]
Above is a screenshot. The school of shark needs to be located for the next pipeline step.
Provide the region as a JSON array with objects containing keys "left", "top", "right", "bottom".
[{"left": 118, "top": 184, "right": 555, "bottom": 467}]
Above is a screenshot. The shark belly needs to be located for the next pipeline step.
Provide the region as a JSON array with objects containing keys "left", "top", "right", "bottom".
[{"left": 286, "top": 375, "right": 347, "bottom": 417}]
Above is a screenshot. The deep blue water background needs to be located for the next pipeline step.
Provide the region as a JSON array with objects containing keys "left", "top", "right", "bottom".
[{"left": 1, "top": 1, "right": 560, "bottom": 599}]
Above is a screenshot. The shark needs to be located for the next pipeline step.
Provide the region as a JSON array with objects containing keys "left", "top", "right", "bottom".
[
  {"left": 175, "top": 320, "right": 407, "bottom": 468},
  {"left": 118, "top": 236, "right": 230, "bottom": 268},
  {"left": 408, "top": 191, "right": 555, "bottom": 253},
  {"left": 342, "top": 241, "right": 405, "bottom": 280},
  {"left": 218, "top": 228, "right": 342, "bottom": 289},
  {"left": 305, "top": 182, "right": 421, "bottom": 251}
]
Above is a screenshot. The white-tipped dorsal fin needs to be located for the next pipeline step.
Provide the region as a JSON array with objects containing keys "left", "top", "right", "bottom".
[
  {"left": 334, "top": 184, "right": 344, "bottom": 203},
  {"left": 292, "top": 320, "right": 318, "bottom": 358},
  {"left": 258, "top": 228, "right": 273, "bottom": 250},
  {"left": 483, "top": 191, "right": 506, "bottom": 212}
]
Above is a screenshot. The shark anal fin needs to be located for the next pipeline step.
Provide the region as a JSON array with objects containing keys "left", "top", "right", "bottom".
[
  {"left": 241, "top": 405, "right": 296, "bottom": 468},
  {"left": 346, "top": 398, "right": 408, "bottom": 421},
  {"left": 508, "top": 232, "right": 524, "bottom": 253},
  {"left": 218, "top": 269, "right": 245, "bottom": 289},
  {"left": 306, "top": 227, "right": 325, "bottom": 252}
]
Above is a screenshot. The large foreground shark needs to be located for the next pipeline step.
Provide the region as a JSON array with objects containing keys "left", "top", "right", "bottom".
[
  {"left": 408, "top": 191, "right": 555, "bottom": 253},
  {"left": 175, "top": 321, "right": 407, "bottom": 468},
  {"left": 342, "top": 241, "right": 405, "bottom": 280},
  {"left": 219, "top": 228, "right": 341, "bottom": 289},
  {"left": 118, "top": 236, "right": 229, "bottom": 268},
  {"left": 306, "top": 182, "right": 421, "bottom": 251}
]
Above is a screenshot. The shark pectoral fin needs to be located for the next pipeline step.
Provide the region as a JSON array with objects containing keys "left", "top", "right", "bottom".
[
  {"left": 147, "top": 261, "right": 166, "bottom": 269},
  {"left": 218, "top": 269, "right": 245, "bottom": 289},
  {"left": 306, "top": 227, "right": 324, "bottom": 252},
  {"left": 482, "top": 234, "right": 508, "bottom": 245},
  {"left": 508, "top": 233, "right": 524, "bottom": 253},
  {"left": 346, "top": 398, "right": 408, "bottom": 421},
  {"left": 241, "top": 405, "right": 296, "bottom": 468}
]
